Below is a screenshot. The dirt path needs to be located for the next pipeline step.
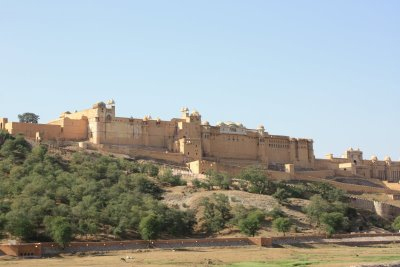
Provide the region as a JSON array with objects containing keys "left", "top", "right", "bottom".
[{"left": 2, "top": 244, "right": 400, "bottom": 267}]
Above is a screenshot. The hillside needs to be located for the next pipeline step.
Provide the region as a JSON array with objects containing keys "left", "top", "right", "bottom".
[
  {"left": 0, "top": 133, "right": 397, "bottom": 247},
  {"left": 163, "top": 188, "right": 314, "bottom": 235}
]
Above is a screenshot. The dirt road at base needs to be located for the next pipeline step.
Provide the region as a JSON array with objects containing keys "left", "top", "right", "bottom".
[{"left": 2, "top": 244, "right": 400, "bottom": 267}]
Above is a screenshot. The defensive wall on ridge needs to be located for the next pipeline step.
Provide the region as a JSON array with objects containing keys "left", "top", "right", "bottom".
[{"left": 348, "top": 196, "right": 400, "bottom": 219}]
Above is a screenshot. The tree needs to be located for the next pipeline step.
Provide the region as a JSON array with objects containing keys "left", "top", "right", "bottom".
[
  {"left": 200, "top": 194, "right": 232, "bottom": 233},
  {"left": 44, "top": 216, "right": 73, "bottom": 247},
  {"left": 272, "top": 188, "right": 290, "bottom": 204},
  {"left": 0, "top": 135, "right": 31, "bottom": 162},
  {"left": 310, "top": 183, "right": 346, "bottom": 202},
  {"left": 18, "top": 113, "right": 40, "bottom": 124},
  {"left": 304, "top": 194, "right": 350, "bottom": 235},
  {"left": 392, "top": 216, "right": 400, "bottom": 232},
  {"left": 161, "top": 208, "right": 196, "bottom": 236},
  {"left": 267, "top": 207, "right": 286, "bottom": 220},
  {"left": 238, "top": 210, "right": 265, "bottom": 237},
  {"left": 304, "top": 195, "right": 331, "bottom": 226},
  {"left": 0, "top": 130, "right": 13, "bottom": 147},
  {"left": 206, "top": 170, "right": 231, "bottom": 190},
  {"left": 158, "top": 168, "right": 184, "bottom": 186},
  {"left": 320, "top": 212, "right": 346, "bottom": 236},
  {"left": 239, "top": 166, "right": 274, "bottom": 194},
  {"left": 5, "top": 211, "right": 35, "bottom": 240},
  {"left": 272, "top": 217, "right": 292, "bottom": 236},
  {"left": 141, "top": 163, "right": 159, "bottom": 177},
  {"left": 139, "top": 213, "right": 161, "bottom": 240},
  {"left": 77, "top": 219, "right": 98, "bottom": 238},
  {"left": 0, "top": 137, "right": 198, "bottom": 242},
  {"left": 133, "top": 175, "right": 164, "bottom": 199}
]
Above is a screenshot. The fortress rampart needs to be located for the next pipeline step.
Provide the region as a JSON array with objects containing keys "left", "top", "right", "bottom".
[
  {"left": 0, "top": 100, "right": 314, "bottom": 170},
  {"left": 1, "top": 100, "right": 400, "bottom": 183}
]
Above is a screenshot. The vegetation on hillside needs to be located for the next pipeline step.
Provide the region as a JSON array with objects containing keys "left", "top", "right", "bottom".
[
  {"left": 392, "top": 216, "right": 400, "bottom": 232},
  {"left": 194, "top": 165, "right": 394, "bottom": 235},
  {"left": 0, "top": 133, "right": 396, "bottom": 246},
  {"left": 0, "top": 133, "right": 194, "bottom": 246}
]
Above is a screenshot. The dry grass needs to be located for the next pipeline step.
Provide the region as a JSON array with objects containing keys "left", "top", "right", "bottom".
[
  {"left": 163, "top": 188, "right": 315, "bottom": 236},
  {"left": 2, "top": 244, "right": 400, "bottom": 267}
]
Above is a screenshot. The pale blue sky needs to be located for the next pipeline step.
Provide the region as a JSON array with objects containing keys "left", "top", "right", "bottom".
[{"left": 0, "top": 1, "right": 399, "bottom": 159}]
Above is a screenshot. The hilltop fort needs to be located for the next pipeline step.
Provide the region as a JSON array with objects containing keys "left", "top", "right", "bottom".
[{"left": 1, "top": 100, "right": 399, "bottom": 183}]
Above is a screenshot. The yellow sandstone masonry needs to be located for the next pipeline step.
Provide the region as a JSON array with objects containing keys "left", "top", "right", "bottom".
[{"left": 1, "top": 100, "right": 399, "bottom": 182}]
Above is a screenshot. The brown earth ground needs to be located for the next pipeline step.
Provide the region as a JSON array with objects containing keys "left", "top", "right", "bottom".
[
  {"left": 162, "top": 186, "right": 316, "bottom": 236},
  {"left": 2, "top": 244, "right": 400, "bottom": 267},
  {"left": 383, "top": 182, "right": 400, "bottom": 192}
]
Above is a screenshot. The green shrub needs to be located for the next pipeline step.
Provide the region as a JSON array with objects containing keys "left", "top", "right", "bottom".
[
  {"left": 0, "top": 130, "right": 14, "bottom": 147},
  {"left": 0, "top": 136, "right": 198, "bottom": 242},
  {"left": 272, "top": 217, "right": 292, "bottom": 236},
  {"left": 44, "top": 216, "right": 73, "bottom": 247},
  {"left": 272, "top": 188, "right": 291, "bottom": 204},
  {"left": 0, "top": 135, "right": 31, "bottom": 163},
  {"left": 304, "top": 194, "right": 350, "bottom": 235},
  {"left": 238, "top": 166, "right": 275, "bottom": 194},
  {"left": 267, "top": 207, "right": 286, "bottom": 220},
  {"left": 200, "top": 194, "right": 231, "bottom": 233},
  {"left": 141, "top": 163, "right": 159, "bottom": 177},
  {"left": 158, "top": 169, "right": 185, "bottom": 186},
  {"left": 392, "top": 216, "right": 400, "bottom": 232},
  {"left": 238, "top": 210, "right": 265, "bottom": 237},
  {"left": 206, "top": 170, "right": 231, "bottom": 190},
  {"left": 139, "top": 213, "right": 161, "bottom": 240},
  {"left": 320, "top": 212, "right": 347, "bottom": 236},
  {"left": 308, "top": 183, "right": 346, "bottom": 202},
  {"left": 5, "top": 211, "right": 35, "bottom": 240}
]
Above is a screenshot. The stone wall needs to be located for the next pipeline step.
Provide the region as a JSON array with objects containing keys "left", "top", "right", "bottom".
[
  {"left": 0, "top": 243, "right": 41, "bottom": 257},
  {"left": 98, "top": 144, "right": 186, "bottom": 164},
  {"left": 2, "top": 102, "right": 315, "bottom": 170},
  {"left": 272, "top": 233, "right": 400, "bottom": 245},
  {"left": 49, "top": 117, "right": 88, "bottom": 140},
  {"left": 295, "top": 170, "right": 335, "bottom": 179},
  {"left": 0, "top": 237, "right": 272, "bottom": 257},
  {"left": 2, "top": 234, "right": 399, "bottom": 258},
  {"left": 292, "top": 174, "right": 392, "bottom": 194},
  {"left": 348, "top": 196, "right": 400, "bottom": 219},
  {"left": 6, "top": 122, "right": 62, "bottom": 140}
]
